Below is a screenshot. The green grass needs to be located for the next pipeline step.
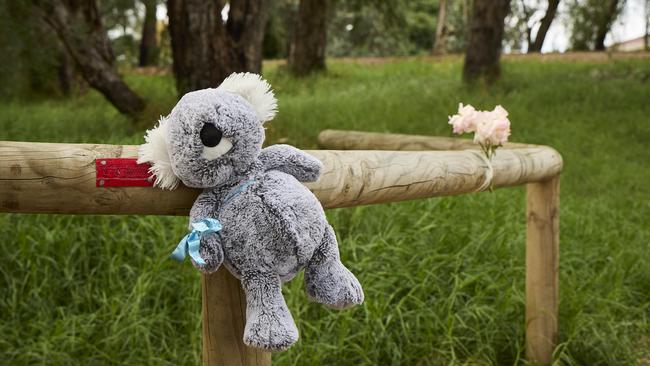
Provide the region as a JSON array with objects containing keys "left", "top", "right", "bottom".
[{"left": 1, "top": 56, "right": 649, "bottom": 365}]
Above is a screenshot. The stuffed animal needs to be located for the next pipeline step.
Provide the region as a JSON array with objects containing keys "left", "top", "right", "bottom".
[{"left": 137, "top": 73, "right": 364, "bottom": 351}]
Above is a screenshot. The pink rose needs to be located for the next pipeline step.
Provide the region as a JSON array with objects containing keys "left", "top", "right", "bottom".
[
  {"left": 473, "top": 106, "right": 511, "bottom": 146},
  {"left": 491, "top": 105, "right": 508, "bottom": 120},
  {"left": 448, "top": 103, "right": 479, "bottom": 134},
  {"left": 448, "top": 103, "right": 511, "bottom": 149}
]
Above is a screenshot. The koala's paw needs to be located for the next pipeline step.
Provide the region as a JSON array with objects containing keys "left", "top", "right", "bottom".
[
  {"left": 299, "top": 155, "right": 323, "bottom": 182},
  {"left": 190, "top": 234, "right": 223, "bottom": 273},
  {"left": 243, "top": 306, "right": 299, "bottom": 351},
  {"left": 305, "top": 261, "right": 364, "bottom": 310}
]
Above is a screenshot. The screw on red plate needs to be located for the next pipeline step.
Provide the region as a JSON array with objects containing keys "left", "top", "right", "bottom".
[{"left": 95, "top": 158, "right": 155, "bottom": 187}]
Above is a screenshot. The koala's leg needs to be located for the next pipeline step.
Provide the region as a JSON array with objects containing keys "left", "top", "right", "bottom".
[
  {"left": 304, "top": 225, "right": 364, "bottom": 309},
  {"left": 241, "top": 272, "right": 299, "bottom": 351},
  {"left": 190, "top": 234, "right": 223, "bottom": 273}
]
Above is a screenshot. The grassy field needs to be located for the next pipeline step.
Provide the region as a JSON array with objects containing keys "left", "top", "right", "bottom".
[{"left": 1, "top": 55, "right": 649, "bottom": 365}]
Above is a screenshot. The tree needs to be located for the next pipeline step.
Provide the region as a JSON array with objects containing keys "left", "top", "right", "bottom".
[
  {"left": 594, "top": 0, "right": 621, "bottom": 50},
  {"left": 463, "top": 0, "right": 511, "bottom": 84},
  {"left": 505, "top": 0, "right": 560, "bottom": 53},
  {"left": 100, "top": 0, "right": 141, "bottom": 66},
  {"left": 0, "top": 0, "right": 80, "bottom": 98},
  {"left": 288, "top": 0, "right": 329, "bottom": 75},
  {"left": 139, "top": 0, "right": 159, "bottom": 66},
  {"left": 262, "top": 2, "right": 291, "bottom": 60},
  {"left": 433, "top": 0, "right": 448, "bottom": 54},
  {"left": 502, "top": 0, "right": 532, "bottom": 53},
  {"left": 528, "top": 0, "right": 560, "bottom": 52},
  {"left": 33, "top": 0, "right": 145, "bottom": 116},
  {"left": 168, "top": 0, "right": 272, "bottom": 95},
  {"left": 326, "top": 0, "right": 438, "bottom": 57},
  {"left": 568, "top": 0, "right": 625, "bottom": 51},
  {"left": 443, "top": 0, "right": 473, "bottom": 53},
  {"left": 56, "top": 43, "right": 76, "bottom": 96}
]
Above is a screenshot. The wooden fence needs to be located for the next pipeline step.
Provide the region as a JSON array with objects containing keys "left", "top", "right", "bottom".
[{"left": 0, "top": 130, "right": 563, "bottom": 365}]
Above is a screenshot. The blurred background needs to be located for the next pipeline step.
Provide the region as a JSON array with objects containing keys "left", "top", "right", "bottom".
[
  {"left": 1, "top": 0, "right": 648, "bottom": 106},
  {"left": 0, "top": 1, "right": 649, "bottom": 365}
]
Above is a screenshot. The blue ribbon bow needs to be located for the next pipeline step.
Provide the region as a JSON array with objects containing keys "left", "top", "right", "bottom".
[{"left": 170, "top": 218, "right": 222, "bottom": 265}]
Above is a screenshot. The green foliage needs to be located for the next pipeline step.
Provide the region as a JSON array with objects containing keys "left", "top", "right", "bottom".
[
  {"left": 112, "top": 34, "right": 140, "bottom": 65},
  {"left": 1, "top": 57, "right": 650, "bottom": 365},
  {"left": 263, "top": 0, "right": 294, "bottom": 59},
  {"left": 100, "top": 0, "right": 143, "bottom": 67},
  {"left": 0, "top": 0, "right": 65, "bottom": 99},
  {"left": 504, "top": 0, "right": 534, "bottom": 53},
  {"left": 328, "top": 0, "right": 441, "bottom": 56},
  {"left": 266, "top": 0, "right": 473, "bottom": 58},
  {"left": 567, "top": 0, "right": 627, "bottom": 50},
  {"left": 101, "top": 0, "right": 138, "bottom": 31},
  {"left": 439, "top": 0, "right": 473, "bottom": 53}
]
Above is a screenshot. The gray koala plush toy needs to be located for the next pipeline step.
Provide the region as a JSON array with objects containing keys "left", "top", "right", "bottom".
[{"left": 138, "top": 73, "right": 364, "bottom": 351}]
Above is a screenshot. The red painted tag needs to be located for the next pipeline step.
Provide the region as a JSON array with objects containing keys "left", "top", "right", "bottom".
[{"left": 96, "top": 158, "right": 155, "bottom": 187}]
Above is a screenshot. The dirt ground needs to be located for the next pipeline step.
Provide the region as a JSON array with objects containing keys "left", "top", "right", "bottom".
[
  {"left": 130, "top": 51, "right": 650, "bottom": 76},
  {"left": 332, "top": 51, "right": 650, "bottom": 65}
]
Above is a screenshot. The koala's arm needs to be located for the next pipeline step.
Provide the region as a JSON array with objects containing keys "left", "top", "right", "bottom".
[
  {"left": 189, "top": 191, "right": 220, "bottom": 228},
  {"left": 188, "top": 191, "right": 224, "bottom": 274},
  {"left": 259, "top": 144, "right": 323, "bottom": 182}
]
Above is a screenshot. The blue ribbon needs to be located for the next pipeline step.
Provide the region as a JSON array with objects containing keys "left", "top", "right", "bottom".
[
  {"left": 171, "top": 179, "right": 255, "bottom": 266},
  {"left": 170, "top": 218, "right": 222, "bottom": 265},
  {"left": 223, "top": 178, "right": 256, "bottom": 205}
]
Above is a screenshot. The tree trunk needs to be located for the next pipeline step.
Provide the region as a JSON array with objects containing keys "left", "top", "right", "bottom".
[
  {"left": 168, "top": 0, "right": 272, "bottom": 95},
  {"left": 463, "top": 0, "right": 511, "bottom": 84},
  {"left": 433, "top": 0, "right": 448, "bottom": 55},
  {"left": 57, "top": 44, "right": 74, "bottom": 96},
  {"left": 529, "top": 0, "right": 560, "bottom": 53},
  {"left": 33, "top": 0, "right": 145, "bottom": 116},
  {"left": 139, "top": 0, "right": 159, "bottom": 67},
  {"left": 288, "top": 0, "right": 329, "bottom": 75},
  {"left": 594, "top": 0, "right": 620, "bottom": 51},
  {"left": 520, "top": 0, "right": 534, "bottom": 52}
]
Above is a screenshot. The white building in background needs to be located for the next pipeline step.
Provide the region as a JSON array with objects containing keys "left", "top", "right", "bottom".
[{"left": 608, "top": 36, "right": 648, "bottom": 52}]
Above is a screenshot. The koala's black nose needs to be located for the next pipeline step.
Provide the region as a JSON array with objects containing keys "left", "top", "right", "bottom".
[{"left": 200, "top": 124, "right": 222, "bottom": 147}]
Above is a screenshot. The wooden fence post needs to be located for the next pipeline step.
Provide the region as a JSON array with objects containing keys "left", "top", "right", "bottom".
[
  {"left": 525, "top": 175, "right": 560, "bottom": 366},
  {"left": 202, "top": 269, "right": 271, "bottom": 366}
]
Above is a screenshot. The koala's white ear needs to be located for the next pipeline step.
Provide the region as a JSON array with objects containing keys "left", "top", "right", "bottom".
[
  {"left": 218, "top": 72, "right": 278, "bottom": 122},
  {"left": 137, "top": 115, "right": 181, "bottom": 190}
]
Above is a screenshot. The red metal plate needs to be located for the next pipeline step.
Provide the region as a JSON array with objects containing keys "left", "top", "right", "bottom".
[{"left": 96, "top": 158, "right": 154, "bottom": 187}]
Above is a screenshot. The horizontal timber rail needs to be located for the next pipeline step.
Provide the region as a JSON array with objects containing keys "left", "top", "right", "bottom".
[
  {"left": 319, "top": 129, "right": 540, "bottom": 151},
  {"left": 0, "top": 141, "right": 561, "bottom": 215}
]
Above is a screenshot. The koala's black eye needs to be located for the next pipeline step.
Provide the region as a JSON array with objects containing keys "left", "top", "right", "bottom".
[{"left": 200, "top": 124, "right": 222, "bottom": 147}]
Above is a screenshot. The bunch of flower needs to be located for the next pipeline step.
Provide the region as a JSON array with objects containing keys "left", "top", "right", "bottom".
[{"left": 448, "top": 103, "right": 511, "bottom": 160}]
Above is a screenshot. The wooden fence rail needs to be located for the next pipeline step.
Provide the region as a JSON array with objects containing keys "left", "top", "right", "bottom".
[{"left": 0, "top": 132, "right": 563, "bottom": 366}]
